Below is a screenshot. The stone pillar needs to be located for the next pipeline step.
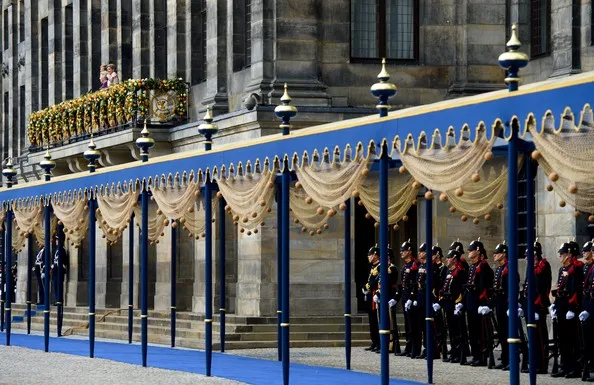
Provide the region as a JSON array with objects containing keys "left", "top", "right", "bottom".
[
  {"left": 192, "top": 225, "right": 217, "bottom": 314},
  {"left": 120, "top": 223, "right": 139, "bottom": 308},
  {"left": 117, "top": 0, "right": 132, "bottom": 81},
  {"left": 25, "top": 0, "right": 40, "bottom": 124},
  {"left": 67, "top": 243, "right": 82, "bottom": 306},
  {"left": 247, "top": 0, "right": 275, "bottom": 102},
  {"left": 94, "top": 222, "right": 107, "bottom": 308},
  {"left": 90, "top": 0, "right": 101, "bottom": 91},
  {"left": 131, "top": 0, "right": 149, "bottom": 79},
  {"left": 15, "top": 248, "right": 27, "bottom": 304},
  {"left": 73, "top": 0, "right": 89, "bottom": 97},
  {"left": 550, "top": 0, "right": 573, "bottom": 77},
  {"left": 154, "top": 224, "right": 171, "bottom": 311},
  {"left": 48, "top": 0, "right": 62, "bottom": 105},
  {"left": 166, "top": 0, "right": 186, "bottom": 79},
  {"left": 101, "top": 0, "right": 118, "bottom": 67},
  {"left": 203, "top": 0, "right": 228, "bottom": 111},
  {"left": 62, "top": 3, "right": 74, "bottom": 100}
]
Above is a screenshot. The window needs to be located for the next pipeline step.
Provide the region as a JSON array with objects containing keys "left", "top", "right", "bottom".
[
  {"left": 19, "top": 1, "right": 24, "bottom": 43},
  {"left": 518, "top": 160, "right": 536, "bottom": 258},
  {"left": 233, "top": 0, "right": 252, "bottom": 71},
  {"left": 572, "top": 0, "right": 581, "bottom": 70},
  {"left": 3, "top": 9, "right": 9, "bottom": 50},
  {"left": 351, "top": 0, "right": 418, "bottom": 61},
  {"left": 191, "top": 0, "right": 207, "bottom": 85},
  {"left": 530, "top": 0, "right": 551, "bottom": 58}
]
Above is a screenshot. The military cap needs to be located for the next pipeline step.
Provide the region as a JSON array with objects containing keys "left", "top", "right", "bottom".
[
  {"left": 419, "top": 242, "right": 427, "bottom": 253},
  {"left": 558, "top": 242, "right": 572, "bottom": 254},
  {"left": 493, "top": 242, "right": 508, "bottom": 254},
  {"left": 583, "top": 240, "right": 593, "bottom": 253},
  {"left": 468, "top": 239, "right": 485, "bottom": 252},
  {"left": 446, "top": 248, "right": 462, "bottom": 260},
  {"left": 368, "top": 245, "right": 380, "bottom": 255},
  {"left": 533, "top": 241, "right": 543, "bottom": 256},
  {"left": 400, "top": 239, "right": 414, "bottom": 253},
  {"left": 432, "top": 245, "right": 443, "bottom": 257},
  {"left": 569, "top": 240, "right": 580, "bottom": 257},
  {"left": 449, "top": 240, "right": 465, "bottom": 254}
]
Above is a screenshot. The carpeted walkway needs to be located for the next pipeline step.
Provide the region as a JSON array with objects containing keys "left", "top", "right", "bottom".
[{"left": 0, "top": 332, "right": 422, "bottom": 385}]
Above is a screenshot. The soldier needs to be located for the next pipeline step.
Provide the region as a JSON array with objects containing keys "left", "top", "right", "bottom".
[
  {"left": 461, "top": 238, "right": 494, "bottom": 367},
  {"left": 432, "top": 244, "right": 449, "bottom": 361},
  {"left": 449, "top": 240, "right": 469, "bottom": 271},
  {"left": 580, "top": 240, "right": 594, "bottom": 380},
  {"left": 33, "top": 246, "right": 45, "bottom": 305},
  {"left": 436, "top": 246, "right": 467, "bottom": 363},
  {"left": 492, "top": 242, "right": 510, "bottom": 370},
  {"left": 363, "top": 245, "right": 380, "bottom": 352},
  {"left": 398, "top": 240, "right": 420, "bottom": 358},
  {"left": 51, "top": 235, "right": 68, "bottom": 306},
  {"left": 550, "top": 241, "right": 584, "bottom": 378},
  {"left": 10, "top": 261, "right": 17, "bottom": 297},
  {"left": 374, "top": 245, "right": 400, "bottom": 353},
  {"left": 521, "top": 240, "right": 552, "bottom": 374},
  {"left": 414, "top": 242, "right": 440, "bottom": 359}
]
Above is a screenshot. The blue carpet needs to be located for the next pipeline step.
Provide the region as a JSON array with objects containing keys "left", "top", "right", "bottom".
[{"left": 0, "top": 332, "right": 423, "bottom": 385}]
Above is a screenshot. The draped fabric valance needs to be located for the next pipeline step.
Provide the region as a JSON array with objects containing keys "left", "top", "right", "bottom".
[{"left": 53, "top": 198, "right": 89, "bottom": 247}]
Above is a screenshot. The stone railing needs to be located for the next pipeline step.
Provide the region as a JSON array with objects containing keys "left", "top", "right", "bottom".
[{"left": 27, "top": 78, "right": 189, "bottom": 152}]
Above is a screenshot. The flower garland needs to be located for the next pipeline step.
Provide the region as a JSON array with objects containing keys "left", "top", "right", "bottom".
[{"left": 27, "top": 78, "right": 188, "bottom": 148}]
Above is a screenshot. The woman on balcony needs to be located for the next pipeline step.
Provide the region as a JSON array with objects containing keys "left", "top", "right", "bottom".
[
  {"left": 99, "top": 65, "right": 108, "bottom": 89},
  {"left": 106, "top": 63, "right": 119, "bottom": 86}
]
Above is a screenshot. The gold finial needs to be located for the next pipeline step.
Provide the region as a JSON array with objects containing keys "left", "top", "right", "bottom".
[
  {"left": 280, "top": 83, "right": 292, "bottom": 103},
  {"left": 377, "top": 58, "right": 390, "bottom": 81},
  {"left": 507, "top": 23, "right": 522, "bottom": 49}
]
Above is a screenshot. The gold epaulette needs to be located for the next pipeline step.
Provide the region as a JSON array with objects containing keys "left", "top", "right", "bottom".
[
  {"left": 365, "top": 283, "right": 370, "bottom": 290},
  {"left": 455, "top": 293, "right": 463, "bottom": 304}
]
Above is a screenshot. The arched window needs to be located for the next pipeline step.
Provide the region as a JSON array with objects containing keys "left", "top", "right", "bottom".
[{"left": 351, "top": 0, "right": 418, "bottom": 61}]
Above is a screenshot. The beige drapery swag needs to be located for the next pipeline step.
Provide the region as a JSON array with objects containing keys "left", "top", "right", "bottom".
[
  {"left": 53, "top": 196, "right": 89, "bottom": 248},
  {"left": 13, "top": 201, "right": 57, "bottom": 251},
  {"left": 530, "top": 108, "right": 594, "bottom": 214},
  {"left": 97, "top": 188, "right": 139, "bottom": 244},
  {"left": 395, "top": 126, "right": 497, "bottom": 193},
  {"left": 217, "top": 164, "right": 276, "bottom": 233}
]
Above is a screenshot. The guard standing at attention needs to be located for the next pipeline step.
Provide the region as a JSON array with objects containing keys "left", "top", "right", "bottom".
[
  {"left": 363, "top": 245, "right": 380, "bottom": 352},
  {"left": 398, "top": 240, "right": 420, "bottom": 358}
]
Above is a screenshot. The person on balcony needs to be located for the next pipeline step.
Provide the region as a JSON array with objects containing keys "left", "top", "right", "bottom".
[
  {"left": 99, "top": 65, "right": 108, "bottom": 89},
  {"left": 106, "top": 63, "right": 119, "bottom": 86}
]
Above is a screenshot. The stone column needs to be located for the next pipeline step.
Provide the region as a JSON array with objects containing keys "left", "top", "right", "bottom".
[
  {"left": 67, "top": 243, "right": 82, "bottom": 306},
  {"left": 166, "top": 0, "right": 186, "bottom": 79},
  {"left": 203, "top": 0, "right": 228, "bottom": 111},
  {"left": 48, "top": 0, "right": 62, "bottom": 105},
  {"left": 15, "top": 248, "right": 27, "bottom": 304},
  {"left": 120, "top": 223, "right": 139, "bottom": 308},
  {"left": 24, "top": 0, "right": 39, "bottom": 151},
  {"left": 101, "top": 0, "right": 118, "bottom": 66},
  {"left": 62, "top": 3, "right": 74, "bottom": 101},
  {"left": 89, "top": 0, "right": 101, "bottom": 91},
  {"left": 117, "top": 0, "right": 132, "bottom": 81},
  {"left": 131, "top": 0, "right": 149, "bottom": 79},
  {"left": 154, "top": 224, "right": 171, "bottom": 311},
  {"left": 192, "top": 225, "right": 218, "bottom": 314},
  {"left": 94, "top": 222, "right": 108, "bottom": 308},
  {"left": 73, "top": 0, "right": 89, "bottom": 97}
]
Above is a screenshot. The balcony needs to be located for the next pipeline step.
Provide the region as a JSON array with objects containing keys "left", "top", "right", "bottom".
[{"left": 27, "top": 78, "right": 189, "bottom": 153}]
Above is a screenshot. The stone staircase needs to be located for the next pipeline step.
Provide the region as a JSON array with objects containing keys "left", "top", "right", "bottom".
[{"left": 7, "top": 304, "right": 373, "bottom": 350}]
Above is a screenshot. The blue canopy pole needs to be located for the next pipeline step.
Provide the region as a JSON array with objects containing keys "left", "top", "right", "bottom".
[
  {"left": 26, "top": 233, "right": 32, "bottom": 334},
  {"left": 507, "top": 122, "right": 520, "bottom": 385},
  {"left": 43, "top": 201, "right": 51, "bottom": 352},
  {"left": 281, "top": 160, "right": 291, "bottom": 385},
  {"left": 57, "top": 223, "right": 64, "bottom": 337},
  {"left": 4, "top": 208, "right": 12, "bottom": 346},
  {"left": 219, "top": 196, "right": 227, "bottom": 352},
  {"left": 525, "top": 157, "right": 536, "bottom": 385},
  {"left": 128, "top": 213, "right": 134, "bottom": 344},
  {"left": 425, "top": 189, "right": 434, "bottom": 384},
  {"left": 379, "top": 143, "right": 390, "bottom": 385},
  {"left": 140, "top": 184, "right": 149, "bottom": 367},
  {"left": 276, "top": 186, "right": 282, "bottom": 361},
  {"left": 171, "top": 218, "right": 177, "bottom": 348},
  {"left": 344, "top": 199, "right": 352, "bottom": 370},
  {"left": 88, "top": 196, "right": 97, "bottom": 358},
  {"left": 205, "top": 178, "right": 213, "bottom": 376}
]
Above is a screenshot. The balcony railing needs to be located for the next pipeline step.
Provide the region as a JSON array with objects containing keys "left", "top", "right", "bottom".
[{"left": 27, "top": 78, "right": 189, "bottom": 152}]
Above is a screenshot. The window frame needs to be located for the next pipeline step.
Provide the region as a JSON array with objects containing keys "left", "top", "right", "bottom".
[
  {"left": 349, "top": 0, "right": 420, "bottom": 64},
  {"left": 530, "top": 0, "right": 551, "bottom": 59}
]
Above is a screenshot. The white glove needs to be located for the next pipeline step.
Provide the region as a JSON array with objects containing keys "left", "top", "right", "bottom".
[
  {"left": 548, "top": 304, "right": 555, "bottom": 313},
  {"left": 566, "top": 310, "right": 575, "bottom": 320},
  {"left": 405, "top": 299, "right": 413, "bottom": 311},
  {"left": 579, "top": 311, "right": 590, "bottom": 321},
  {"left": 432, "top": 303, "right": 441, "bottom": 312},
  {"left": 550, "top": 309, "right": 557, "bottom": 320},
  {"left": 535, "top": 313, "right": 540, "bottom": 321},
  {"left": 517, "top": 308, "right": 524, "bottom": 318},
  {"left": 41, "top": 273, "right": 45, "bottom": 279},
  {"left": 454, "top": 309, "right": 460, "bottom": 316},
  {"left": 373, "top": 294, "right": 380, "bottom": 304},
  {"left": 479, "top": 306, "right": 485, "bottom": 315},
  {"left": 412, "top": 301, "right": 418, "bottom": 307},
  {"left": 481, "top": 307, "right": 492, "bottom": 315},
  {"left": 455, "top": 303, "right": 463, "bottom": 312},
  {"left": 389, "top": 299, "right": 397, "bottom": 308},
  {"left": 362, "top": 288, "right": 369, "bottom": 295}
]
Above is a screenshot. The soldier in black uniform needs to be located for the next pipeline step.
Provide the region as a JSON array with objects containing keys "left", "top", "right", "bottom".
[
  {"left": 550, "top": 241, "right": 584, "bottom": 378},
  {"left": 521, "top": 240, "right": 552, "bottom": 374},
  {"left": 461, "top": 238, "right": 494, "bottom": 367},
  {"left": 51, "top": 235, "right": 68, "bottom": 305},
  {"left": 398, "top": 240, "right": 420, "bottom": 357},
  {"left": 580, "top": 240, "right": 594, "bottom": 380},
  {"left": 431, "top": 244, "right": 448, "bottom": 361},
  {"left": 449, "top": 240, "right": 469, "bottom": 271},
  {"left": 33, "top": 246, "right": 45, "bottom": 305},
  {"left": 437, "top": 246, "right": 467, "bottom": 363},
  {"left": 10, "top": 261, "right": 17, "bottom": 297},
  {"left": 492, "top": 242, "right": 510, "bottom": 370},
  {"left": 414, "top": 242, "right": 440, "bottom": 359},
  {"left": 363, "top": 245, "right": 380, "bottom": 352},
  {"left": 374, "top": 246, "right": 400, "bottom": 353}
]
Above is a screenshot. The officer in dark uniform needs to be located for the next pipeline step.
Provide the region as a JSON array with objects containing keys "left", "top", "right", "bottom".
[
  {"left": 431, "top": 244, "right": 449, "bottom": 361},
  {"left": 449, "top": 240, "right": 469, "bottom": 271},
  {"left": 374, "top": 245, "right": 400, "bottom": 353},
  {"left": 461, "top": 238, "right": 494, "bottom": 367},
  {"left": 437, "top": 246, "right": 467, "bottom": 363},
  {"left": 398, "top": 240, "right": 420, "bottom": 357},
  {"left": 10, "top": 261, "right": 17, "bottom": 297},
  {"left": 363, "top": 245, "right": 380, "bottom": 352},
  {"left": 51, "top": 235, "right": 68, "bottom": 305},
  {"left": 521, "top": 240, "right": 552, "bottom": 374},
  {"left": 492, "top": 241, "right": 510, "bottom": 370},
  {"left": 414, "top": 242, "right": 440, "bottom": 359},
  {"left": 550, "top": 241, "right": 584, "bottom": 378},
  {"left": 580, "top": 240, "right": 594, "bottom": 380},
  {"left": 33, "top": 246, "right": 45, "bottom": 305}
]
